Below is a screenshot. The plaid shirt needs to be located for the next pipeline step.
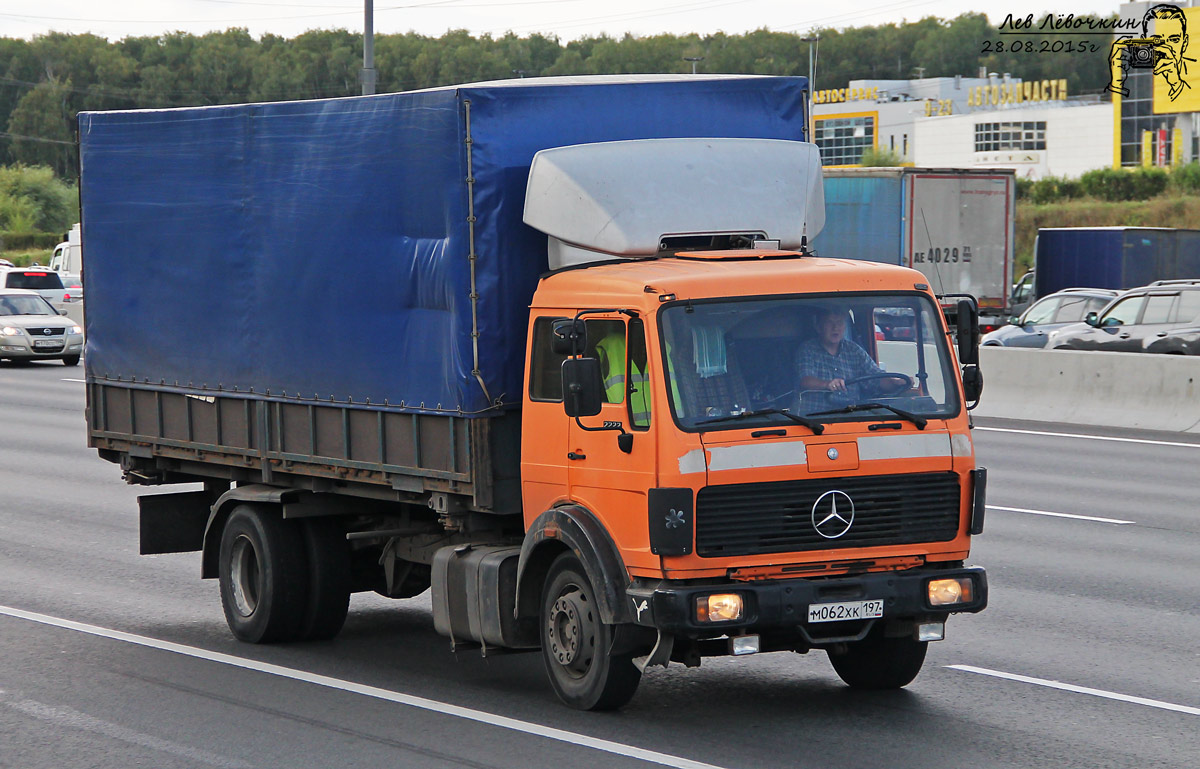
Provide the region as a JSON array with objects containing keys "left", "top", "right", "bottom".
[{"left": 797, "top": 338, "right": 881, "bottom": 387}]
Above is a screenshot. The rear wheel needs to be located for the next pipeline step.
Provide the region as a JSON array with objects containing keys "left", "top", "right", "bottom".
[
  {"left": 539, "top": 553, "right": 641, "bottom": 710},
  {"left": 218, "top": 504, "right": 309, "bottom": 643},
  {"left": 827, "top": 625, "right": 927, "bottom": 689}
]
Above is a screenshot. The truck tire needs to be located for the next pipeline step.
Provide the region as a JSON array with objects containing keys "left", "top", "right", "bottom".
[
  {"left": 827, "top": 626, "right": 927, "bottom": 690},
  {"left": 539, "top": 552, "right": 640, "bottom": 710},
  {"left": 299, "top": 517, "right": 351, "bottom": 641},
  {"left": 218, "top": 504, "right": 309, "bottom": 643}
]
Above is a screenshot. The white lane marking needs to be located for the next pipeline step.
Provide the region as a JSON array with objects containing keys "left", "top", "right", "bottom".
[
  {"left": 61, "top": 378, "right": 85, "bottom": 383},
  {"left": 948, "top": 665, "right": 1200, "bottom": 717},
  {"left": 988, "top": 505, "right": 1134, "bottom": 525},
  {"left": 3, "top": 696, "right": 252, "bottom": 768},
  {"left": 0, "top": 605, "right": 726, "bottom": 769},
  {"left": 976, "top": 426, "right": 1200, "bottom": 450}
]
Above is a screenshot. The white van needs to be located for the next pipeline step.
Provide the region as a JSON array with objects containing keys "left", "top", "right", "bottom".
[{"left": 49, "top": 223, "right": 82, "bottom": 275}]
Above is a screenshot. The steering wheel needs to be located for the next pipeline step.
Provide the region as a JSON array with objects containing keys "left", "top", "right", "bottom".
[{"left": 844, "top": 372, "right": 913, "bottom": 391}]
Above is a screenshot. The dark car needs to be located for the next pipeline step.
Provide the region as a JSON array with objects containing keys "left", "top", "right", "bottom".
[
  {"left": 982, "top": 288, "right": 1118, "bottom": 348},
  {"left": 1048, "top": 280, "right": 1200, "bottom": 354}
]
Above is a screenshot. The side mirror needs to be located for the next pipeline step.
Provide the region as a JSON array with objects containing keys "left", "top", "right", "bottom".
[
  {"left": 962, "top": 364, "right": 983, "bottom": 406},
  {"left": 561, "top": 357, "right": 604, "bottom": 418},
  {"left": 1084, "top": 312, "right": 1099, "bottom": 327},
  {"left": 551, "top": 319, "right": 587, "bottom": 356},
  {"left": 956, "top": 299, "right": 980, "bottom": 366},
  {"left": 58, "top": 308, "right": 69, "bottom": 316}
]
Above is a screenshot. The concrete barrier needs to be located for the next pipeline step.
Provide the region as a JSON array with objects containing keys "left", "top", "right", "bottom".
[{"left": 974, "top": 346, "right": 1200, "bottom": 432}]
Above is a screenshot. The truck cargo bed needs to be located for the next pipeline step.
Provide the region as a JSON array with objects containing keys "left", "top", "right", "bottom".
[{"left": 89, "top": 381, "right": 520, "bottom": 512}]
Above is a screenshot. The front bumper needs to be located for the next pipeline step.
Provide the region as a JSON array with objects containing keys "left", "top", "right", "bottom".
[
  {"left": 627, "top": 565, "right": 987, "bottom": 642},
  {"left": 0, "top": 336, "right": 83, "bottom": 359}
]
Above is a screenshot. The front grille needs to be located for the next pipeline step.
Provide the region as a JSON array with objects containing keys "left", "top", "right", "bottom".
[
  {"left": 27, "top": 327, "right": 65, "bottom": 336},
  {"left": 695, "top": 472, "right": 961, "bottom": 557}
]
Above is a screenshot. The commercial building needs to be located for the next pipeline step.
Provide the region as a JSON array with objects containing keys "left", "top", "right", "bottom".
[{"left": 813, "top": 73, "right": 1112, "bottom": 179}]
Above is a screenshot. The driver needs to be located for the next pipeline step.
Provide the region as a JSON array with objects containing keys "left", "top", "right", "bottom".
[{"left": 798, "top": 306, "right": 886, "bottom": 397}]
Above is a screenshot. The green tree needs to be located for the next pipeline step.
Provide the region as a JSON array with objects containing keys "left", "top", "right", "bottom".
[
  {"left": 0, "top": 164, "right": 77, "bottom": 232},
  {"left": 6, "top": 80, "right": 75, "bottom": 177}
]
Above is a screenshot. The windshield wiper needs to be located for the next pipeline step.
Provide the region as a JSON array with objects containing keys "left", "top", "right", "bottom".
[
  {"left": 807, "top": 402, "right": 927, "bottom": 430},
  {"left": 696, "top": 408, "right": 825, "bottom": 434}
]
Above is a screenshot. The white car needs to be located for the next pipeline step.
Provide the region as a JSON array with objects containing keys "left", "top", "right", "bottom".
[
  {"left": 1, "top": 266, "right": 68, "bottom": 304},
  {"left": 0, "top": 288, "right": 85, "bottom": 365}
]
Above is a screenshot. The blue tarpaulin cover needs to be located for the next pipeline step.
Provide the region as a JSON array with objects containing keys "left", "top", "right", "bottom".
[
  {"left": 1035, "top": 227, "right": 1200, "bottom": 296},
  {"left": 79, "top": 75, "right": 808, "bottom": 415}
]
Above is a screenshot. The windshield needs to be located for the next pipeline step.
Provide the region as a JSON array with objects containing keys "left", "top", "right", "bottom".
[
  {"left": 660, "top": 294, "right": 960, "bottom": 430},
  {"left": 0, "top": 295, "right": 55, "bottom": 316}
]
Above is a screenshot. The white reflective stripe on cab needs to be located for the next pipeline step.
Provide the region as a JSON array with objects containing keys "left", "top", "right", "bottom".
[
  {"left": 856, "top": 433, "right": 952, "bottom": 461},
  {"left": 677, "top": 433, "right": 948, "bottom": 475},
  {"left": 707, "top": 441, "right": 808, "bottom": 472},
  {"left": 678, "top": 449, "right": 707, "bottom": 475}
]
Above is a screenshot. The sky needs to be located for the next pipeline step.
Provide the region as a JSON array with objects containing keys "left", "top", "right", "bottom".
[{"left": 0, "top": 0, "right": 1124, "bottom": 42}]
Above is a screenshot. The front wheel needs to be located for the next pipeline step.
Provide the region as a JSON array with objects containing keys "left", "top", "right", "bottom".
[
  {"left": 61, "top": 355, "right": 80, "bottom": 366},
  {"left": 827, "top": 626, "right": 928, "bottom": 689},
  {"left": 539, "top": 553, "right": 641, "bottom": 710}
]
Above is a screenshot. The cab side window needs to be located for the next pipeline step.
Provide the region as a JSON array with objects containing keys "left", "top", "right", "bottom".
[
  {"left": 529, "top": 316, "right": 568, "bottom": 401},
  {"left": 627, "top": 319, "right": 651, "bottom": 429},
  {"left": 587, "top": 319, "right": 627, "bottom": 404}
]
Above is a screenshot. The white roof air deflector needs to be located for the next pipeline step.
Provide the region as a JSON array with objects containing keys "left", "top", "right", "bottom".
[{"left": 523, "top": 138, "right": 825, "bottom": 270}]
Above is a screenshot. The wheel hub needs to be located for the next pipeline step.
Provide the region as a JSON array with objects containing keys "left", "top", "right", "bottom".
[
  {"left": 228, "top": 535, "right": 261, "bottom": 618},
  {"left": 547, "top": 588, "right": 595, "bottom": 674}
]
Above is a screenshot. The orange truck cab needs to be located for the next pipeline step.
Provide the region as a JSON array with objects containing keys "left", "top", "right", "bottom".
[{"left": 512, "top": 138, "right": 988, "bottom": 709}]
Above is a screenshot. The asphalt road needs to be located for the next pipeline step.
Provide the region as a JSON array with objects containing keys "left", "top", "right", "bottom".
[{"left": 2, "top": 359, "right": 1198, "bottom": 769}]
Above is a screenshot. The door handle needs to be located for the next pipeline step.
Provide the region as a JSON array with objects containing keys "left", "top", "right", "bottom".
[
  {"left": 1156, "top": 332, "right": 1168, "bottom": 337},
  {"left": 1119, "top": 333, "right": 1131, "bottom": 339},
  {"left": 567, "top": 451, "right": 587, "bottom": 461}
]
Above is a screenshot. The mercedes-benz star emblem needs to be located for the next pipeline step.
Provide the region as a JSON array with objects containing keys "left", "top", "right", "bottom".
[
  {"left": 826, "top": 447, "right": 839, "bottom": 460},
  {"left": 811, "top": 490, "right": 855, "bottom": 539}
]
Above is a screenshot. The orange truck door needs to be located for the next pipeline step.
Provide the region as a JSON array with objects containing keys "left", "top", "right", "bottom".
[{"left": 566, "top": 317, "right": 658, "bottom": 572}]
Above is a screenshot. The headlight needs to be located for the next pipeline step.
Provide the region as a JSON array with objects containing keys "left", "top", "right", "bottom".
[
  {"left": 695, "top": 593, "right": 743, "bottom": 622},
  {"left": 927, "top": 577, "right": 975, "bottom": 607},
  {"left": 1, "top": 326, "right": 20, "bottom": 337},
  {"left": 70, "top": 325, "right": 82, "bottom": 334}
]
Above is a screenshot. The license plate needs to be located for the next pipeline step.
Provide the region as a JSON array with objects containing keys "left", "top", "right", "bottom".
[
  {"left": 33, "top": 339, "right": 62, "bottom": 349},
  {"left": 808, "top": 599, "right": 884, "bottom": 623}
]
